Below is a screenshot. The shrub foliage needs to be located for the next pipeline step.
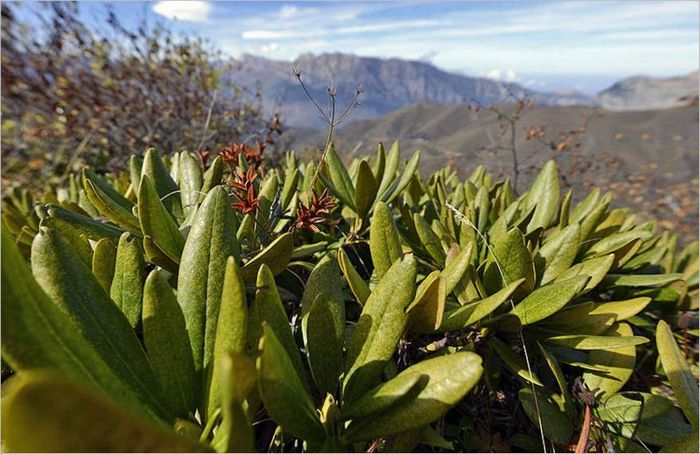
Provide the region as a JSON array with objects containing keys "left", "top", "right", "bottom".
[{"left": 1, "top": 142, "right": 698, "bottom": 452}]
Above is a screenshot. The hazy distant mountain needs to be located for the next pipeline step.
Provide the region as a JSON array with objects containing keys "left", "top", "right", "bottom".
[
  {"left": 231, "top": 53, "right": 593, "bottom": 128},
  {"left": 597, "top": 71, "right": 699, "bottom": 110}
]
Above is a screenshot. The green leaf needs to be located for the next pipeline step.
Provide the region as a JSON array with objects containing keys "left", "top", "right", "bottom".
[
  {"left": 257, "top": 324, "right": 325, "bottom": 444},
  {"left": 345, "top": 255, "right": 417, "bottom": 403},
  {"left": 338, "top": 247, "right": 370, "bottom": 305},
  {"left": 369, "top": 202, "right": 403, "bottom": 278},
  {"left": 525, "top": 160, "right": 560, "bottom": 233},
  {"left": 1, "top": 372, "right": 205, "bottom": 452},
  {"left": 406, "top": 271, "right": 446, "bottom": 333},
  {"left": 596, "top": 393, "right": 641, "bottom": 440},
  {"left": 354, "top": 160, "right": 378, "bottom": 220},
  {"left": 557, "top": 254, "right": 614, "bottom": 293},
  {"left": 656, "top": 320, "right": 699, "bottom": 429},
  {"left": 323, "top": 143, "right": 355, "bottom": 209},
  {"left": 583, "top": 323, "right": 637, "bottom": 400},
  {"left": 200, "top": 156, "right": 224, "bottom": 201},
  {"left": 42, "top": 203, "right": 124, "bottom": 243},
  {"left": 441, "top": 279, "right": 525, "bottom": 330},
  {"left": 143, "top": 270, "right": 196, "bottom": 417},
  {"left": 178, "top": 186, "right": 239, "bottom": 393},
  {"left": 491, "top": 337, "right": 543, "bottom": 386},
  {"left": 211, "top": 352, "right": 256, "bottom": 453},
  {"left": 546, "top": 334, "right": 648, "bottom": 350},
  {"left": 83, "top": 172, "right": 141, "bottom": 233},
  {"left": 110, "top": 232, "right": 146, "bottom": 328},
  {"left": 1, "top": 231, "right": 153, "bottom": 420},
  {"left": 484, "top": 227, "right": 535, "bottom": 298},
  {"left": 588, "top": 297, "right": 651, "bottom": 321},
  {"left": 240, "top": 232, "right": 292, "bottom": 282},
  {"left": 414, "top": 213, "right": 446, "bottom": 267},
  {"left": 142, "top": 148, "right": 184, "bottom": 223},
  {"left": 207, "top": 257, "right": 248, "bottom": 418},
  {"left": 300, "top": 254, "right": 346, "bottom": 320},
  {"left": 342, "top": 352, "right": 483, "bottom": 442},
  {"left": 138, "top": 174, "right": 185, "bottom": 265},
  {"left": 603, "top": 273, "right": 684, "bottom": 288},
  {"left": 92, "top": 238, "right": 116, "bottom": 292},
  {"left": 376, "top": 141, "right": 400, "bottom": 199},
  {"left": 179, "top": 151, "right": 204, "bottom": 221},
  {"left": 441, "top": 243, "right": 473, "bottom": 295},
  {"left": 511, "top": 276, "right": 588, "bottom": 325},
  {"left": 538, "top": 223, "right": 580, "bottom": 284},
  {"left": 381, "top": 150, "right": 420, "bottom": 204},
  {"left": 585, "top": 230, "right": 653, "bottom": 258},
  {"left": 252, "top": 265, "right": 308, "bottom": 385},
  {"left": 519, "top": 388, "right": 573, "bottom": 445},
  {"left": 30, "top": 228, "right": 167, "bottom": 419},
  {"left": 306, "top": 293, "right": 345, "bottom": 396}
]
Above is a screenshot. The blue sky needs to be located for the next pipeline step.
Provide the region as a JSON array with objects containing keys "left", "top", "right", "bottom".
[{"left": 19, "top": 1, "right": 700, "bottom": 94}]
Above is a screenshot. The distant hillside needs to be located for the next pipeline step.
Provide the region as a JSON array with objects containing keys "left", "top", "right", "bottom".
[
  {"left": 288, "top": 103, "right": 698, "bottom": 239},
  {"left": 597, "top": 71, "right": 699, "bottom": 110},
  {"left": 231, "top": 52, "right": 593, "bottom": 128}
]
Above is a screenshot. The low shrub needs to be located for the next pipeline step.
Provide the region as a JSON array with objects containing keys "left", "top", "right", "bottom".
[{"left": 1, "top": 142, "right": 698, "bottom": 452}]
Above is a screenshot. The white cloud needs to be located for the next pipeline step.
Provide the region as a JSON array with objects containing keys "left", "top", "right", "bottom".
[
  {"left": 279, "top": 5, "right": 299, "bottom": 18},
  {"left": 260, "top": 42, "right": 279, "bottom": 53},
  {"left": 484, "top": 69, "right": 519, "bottom": 82},
  {"left": 152, "top": 1, "right": 211, "bottom": 23}
]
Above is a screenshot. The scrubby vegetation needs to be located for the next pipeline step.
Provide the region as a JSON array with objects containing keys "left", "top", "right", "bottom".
[{"left": 1, "top": 140, "right": 698, "bottom": 452}]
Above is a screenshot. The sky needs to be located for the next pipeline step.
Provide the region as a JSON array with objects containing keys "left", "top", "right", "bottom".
[{"left": 20, "top": 1, "right": 700, "bottom": 94}]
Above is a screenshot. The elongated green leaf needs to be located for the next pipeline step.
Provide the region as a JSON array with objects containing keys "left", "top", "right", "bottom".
[
  {"left": 369, "top": 202, "right": 403, "bottom": 278},
  {"left": 143, "top": 270, "right": 196, "bottom": 417},
  {"left": 406, "top": 271, "right": 446, "bottom": 333},
  {"left": 257, "top": 324, "right": 325, "bottom": 444},
  {"left": 341, "top": 373, "right": 428, "bottom": 421},
  {"left": 525, "top": 160, "right": 560, "bottom": 233},
  {"left": 603, "top": 273, "right": 684, "bottom": 288},
  {"left": 178, "top": 186, "right": 239, "bottom": 390},
  {"left": 138, "top": 174, "right": 185, "bottom": 266},
  {"left": 200, "top": 156, "right": 224, "bottom": 201},
  {"left": 207, "top": 257, "right": 248, "bottom": 418},
  {"left": 110, "top": 232, "right": 146, "bottom": 328},
  {"left": 441, "top": 278, "right": 525, "bottom": 330},
  {"left": 1, "top": 231, "right": 153, "bottom": 420},
  {"left": 211, "top": 352, "right": 256, "bottom": 453},
  {"left": 583, "top": 323, "right": 636, "bottom": 400},
  {"left": 42, "top": 203, "right": 123, "bottom": 243},
  {"left": 540, "top": 302, "right": 615, "bottom": 335},
  {"left": 372, "top": 143, "right": 386, "bottom": 181},
  {"left": 546, "top": 334, "right": 648, "bottom": 350},
  {"left": 519, "top": 388, "right": 573, "bottom": 445},
  {"left": 491, "top": 337, "right": 543, "bottom": 386},
  {"left": 589, "top": 297, "right": 651, "bottom": 321},
  {"left": 142, "top": 148, "right": 184, "bottom": 223},
  {"left": 130, "top": 155, "right": 144, "bottom": 192},
  {"left": 338, "top": 247, "right": 370, "bottom": 305},
  {"left": 585, "top": 230, "right": 653, "bottom": 258},
  {"left": 345, "top": 256, "right": 417, "bottom": 403},
  {"left": 240, "top": 232, "right": 292, "bottom": 282},
  {"left": 307, "top": 293, "right": 345, "bottom": 396},
  {"left": 557, "top": 254, "right": 614, "bottom": 293},
  {"left": 511, "top": 276, "right": 588, "bottom": 325},
  {"left": 656, "top": 320, "right": 699, "bottom": 429},
  {"left": 84, "top": 173, "right": 141, "bottom": 233},
  {"left": 539, "top": 223, "right": 580, "bottom": 284},
  {"left": 323, "top": 143, "right": 355, "bottom": 209},
  {"left": 92, "top": 238, "right": 117, "bottom": 292},
  {"left": 441, "top": 243, "right": 473, "bottom": 295},
  {"left": 343, "top": 352, "right": 483, "bottom": 442},
  {"left": 1, "top": 372, "right": 204, "bottom": 452},
  {"left": 414, "top": 213, "right": 446, "bottom": 266},
  {"left": 484, "top": 227, "right": 535, "bottom": 298},
  {"left": 354, "top": 160, "right": 378, "bottom": 220},
  {"left": 31, "top": 228, "right": 167, "bottom": 419},
  {"left": 376, "top": 140, "right": 400, "bottom": 199},
  {"left": 251, "top": 265, "right": 307, "bottom": 385},
  {"left": 300, "top": 254, "right": 346, "bottom": 319},
  {"left": 179, "top": 151, "right": 204, "bottom": 221},
  {"left": 381, "top": 150, "right": 420, "bottom": 204}
]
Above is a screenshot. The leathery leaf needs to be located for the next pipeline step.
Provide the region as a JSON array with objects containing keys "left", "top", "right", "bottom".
[
  {"left": 369, "top": 201, "right": 403, "bottom": 278},
  {"left": 110, "top": 232, "right": 146, "bottom": 328},
  {"left": 511, "top": 276, "right": 588, "bottom": 325}
]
